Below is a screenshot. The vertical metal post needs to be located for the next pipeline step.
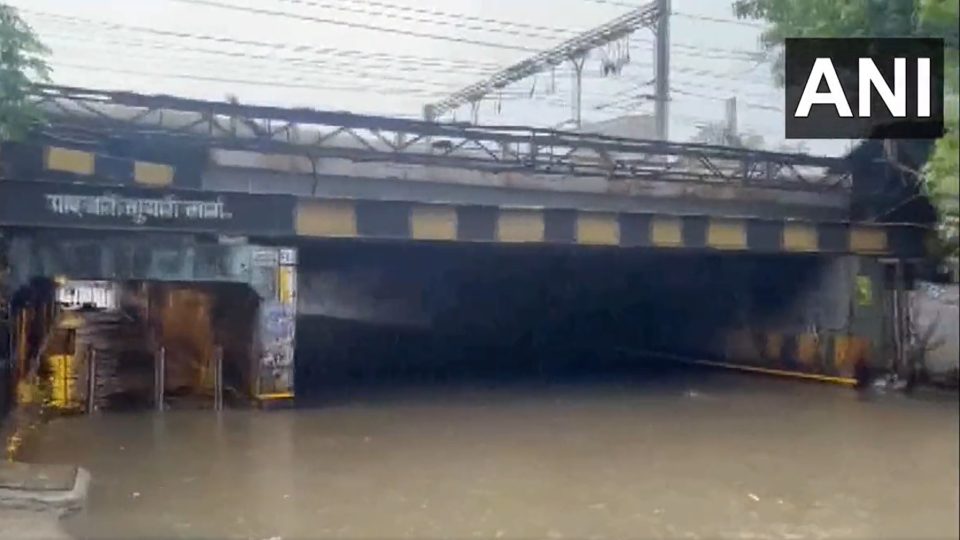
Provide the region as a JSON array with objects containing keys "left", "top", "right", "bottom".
[
  {"left": 155, "top": 346, "right": 165, "bottom": 412},
  {"left": 86, "top": 346, "right": 96, "bottom": 414},
  {"left": 887, "top": 261, "right": 907, "bottom": 378},
  {"left": 214, "top": 346, "right": 223, "bottom": 411},
  {"left": 654, "top": 0, "right": 671, "bottom": 141},
  {"left": 469, "top": 100, "right": 481, "bottom": 125},
  {"left": 570, "top": 56, "right": 585, "bottom": 129},
  {"left": 724, "top": 97, "right": 738, "bottom": 142},
  {"left": 60, "top": 354, "right": 68, "bottom": 409},
  {"left": 895, "top": 262, "right": 909, "bottom": 378}
]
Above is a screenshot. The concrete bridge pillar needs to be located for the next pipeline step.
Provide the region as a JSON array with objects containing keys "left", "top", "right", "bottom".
[
  {"left": 2, "top": 233, "right": 299, "bottom": 405},
  {"left": 248, "top": 247, "right": 298, "bottom": 401}
]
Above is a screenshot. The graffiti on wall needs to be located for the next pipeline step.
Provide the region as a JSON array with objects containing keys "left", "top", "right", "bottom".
[
  {"left": 259, "top": 300, "right": 295, "bottom": 390},
  {"left": 255, "top": 247, "right": 297, "bottom": 395}
]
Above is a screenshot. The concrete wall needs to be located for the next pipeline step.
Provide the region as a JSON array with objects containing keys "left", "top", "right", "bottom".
[
  {"left": 298, "top": 268, "right": 432, "bottom": 328},
  {"left": 913, "top": 283, "right": 959, "bottom": 379},
  {"left": 580, "top": 114, "right": 657, "bottom": 139},
  {"left": 296, "top": 243, "right": 457, "bottom": 328},
  {"left": 203, "top": 160, "right": 850, "bottom": 221},
  {"left": 713, "top": 256, "right": 887, "bottom": 380}
]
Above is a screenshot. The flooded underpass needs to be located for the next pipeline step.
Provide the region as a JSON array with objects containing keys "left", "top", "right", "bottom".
[
  {"left": 12, "top": 242, "right": 960, "bottom": 539},
  {"left": 20, "top": 367, "right": 960, "bottom": 540}
]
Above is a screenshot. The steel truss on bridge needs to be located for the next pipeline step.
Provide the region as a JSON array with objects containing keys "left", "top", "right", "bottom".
[{"left": 31, "top": 84, "right": 850, "bottom": 191}]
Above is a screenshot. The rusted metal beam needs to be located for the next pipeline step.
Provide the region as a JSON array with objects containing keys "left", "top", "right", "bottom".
[{"left": 29, "top": 84, "right": 852, "bottom": 191}]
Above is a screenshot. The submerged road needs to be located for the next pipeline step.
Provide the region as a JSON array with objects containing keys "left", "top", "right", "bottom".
[{"left": 19, "top": 367, "right": 960, "bottom": 540}]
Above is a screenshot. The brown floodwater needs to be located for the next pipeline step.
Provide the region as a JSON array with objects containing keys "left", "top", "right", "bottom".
[{"left": 18, "top": 368, "right": 960, "bottom": 540}]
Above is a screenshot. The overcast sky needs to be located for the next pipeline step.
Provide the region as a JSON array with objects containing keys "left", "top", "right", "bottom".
[{"left": 12, "top": 0, "right": 849, "bottom": 155}]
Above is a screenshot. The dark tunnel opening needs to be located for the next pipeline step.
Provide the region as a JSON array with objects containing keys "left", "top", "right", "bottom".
[{"left": 293, "top": 242, "right": 830, "bottom": 404}]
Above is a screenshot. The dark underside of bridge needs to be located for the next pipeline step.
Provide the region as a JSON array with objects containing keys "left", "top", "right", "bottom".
[{"left": 293, "top": 240, "right": 831, "bottom": 402}]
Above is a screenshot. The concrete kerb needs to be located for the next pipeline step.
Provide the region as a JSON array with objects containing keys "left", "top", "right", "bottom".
[{"left": 0, "top": 462, "right": 90, "bottom": 515}]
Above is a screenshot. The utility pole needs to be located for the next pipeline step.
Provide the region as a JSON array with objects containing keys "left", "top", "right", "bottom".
[
  {"left": 570, "top": 56, "right": 586, "bottom": 129},
  {"left": 724, "top": 96, "right": 738, "bottom": 143},
  {"left": 654, "top": 0, "right": 671, "bottom": 141}
]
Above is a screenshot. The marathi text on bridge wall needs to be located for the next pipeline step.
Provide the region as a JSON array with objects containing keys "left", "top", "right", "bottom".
[{"left": 44, "top": 193, "right": 233, "bottom": 225}]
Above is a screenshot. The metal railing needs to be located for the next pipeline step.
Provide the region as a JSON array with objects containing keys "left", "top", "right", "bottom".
[
  {"left": 147, "top": 345, "right": 223, "bottom": 413},
  {"left": 28, "top": 84, "right": 852, "bottom": 191}
]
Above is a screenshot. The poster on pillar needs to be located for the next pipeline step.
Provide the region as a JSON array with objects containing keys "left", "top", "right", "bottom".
[{"left": 252, "top": 247, "right": 297, "bottom": 398}]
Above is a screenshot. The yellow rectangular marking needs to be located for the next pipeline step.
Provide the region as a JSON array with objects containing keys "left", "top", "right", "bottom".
[
  {"left": 833, "top": 335, "right": 868, "bottom": 375},
  {"left": 411, "top": 205, "right": 457, "bottom": 241},
  {"left": 671, "top": 357, "right": 856, "bottom": 386},
  {"left": 277, "top": 266, "right": 296, "bottom": 306},
  {"left": 576, "top": 212, "right": 619, "bottom": 245},
  {"left": 764, "top": 333, "right": 783, "bottom": 362},
  {"left": 45, "top": 147, "right": 95, "bottom": 175},
  {"left": 497, "top": 209, "right": 545, "bottom": 243},
  {"left": 295, "top": 200, "right": 357, "bottom": 237},
  {"left": 256, "top": 392, "right": 295, "bottom": 401},
  {"left": 134, "top": 161, "right": 174, "bottom": 187},
  {"left": 850, "top": 226, "right": 888, "bottom": 254},
  {"left": 707, "top": 218, "right": 747, "bottom": 250},
  {"left": 651, "top": 216, "right": 683, "bottom": 247},
  {"left": 782, "top": 223, "right": 818, "bottom": 252},
  {"left": 796, "top": 334, "right": 820, "bottom": 367}
]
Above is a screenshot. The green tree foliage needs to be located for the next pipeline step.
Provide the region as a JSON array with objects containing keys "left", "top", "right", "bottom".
[
  {"left": 0, "top": 3, "right": 49, "bottom": 141},
  {"left": 919, "top": 0, "right": 960, "bottom": 90},
  {"left": 920, "top": 0, "right": 960, "bottom": 223},
  {"left": 733, "top": 0, "right": 957, "bottom": 78},
  {"left": 733, "top": 0, "right": 959, "bottom": 251}
]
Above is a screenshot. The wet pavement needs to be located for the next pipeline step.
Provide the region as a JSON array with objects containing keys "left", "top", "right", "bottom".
[{"left": 18, "top": 369, "right": 960, "bottom": 540}]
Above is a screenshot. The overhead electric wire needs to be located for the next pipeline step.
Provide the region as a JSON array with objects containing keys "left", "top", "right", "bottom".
[
  {"left": 47, "top": 41, "right": 633, "bottom": 114},
  {"left": 163, "top": 0, "right": 764, "bottom": 62},
  {"left": 266, "top": 0, "right": 568, "bottom": 40},
  {"left": 38, "top": 20, "right": 640, "bottom": 105},
  {"left": 28, "top": 7, "right": 762, "bottom": 83},
  {"left": 44, "top": 40, "right": 585, "bottom": 103},
  {"left": 25, "top": 10, "right": 505, "bottom": 72},
  {"left": 41, "top": 29, "right": 564, "bottom": 97},
  {"left": 37, "top": 26, "right": 496, "bottom": 81},
  {"left": 38, "top": 23, "right": 669, "bottom": 109},
  {"left": 625, "top": 38, "right": 763, "bottom": 62},
  {"left": 165, "top": 0, "right": 540, "bottom": 52},
  {"left": 595, "top": 73, "right": 781, "bottom": 113},
  {"left": 27, "top": 6, "right": 776, "bottom": 114},
  {"left": 671, "top": 88, "right": 782, "bottom": 112},
  {"left": 276, "top": 0, "right": 579, "bottom": 39},
  {"left": 42, "top": 34, "right": 479, "bottom": 93},
  {"left": 37, "top": 32, "right": 474, "bottom": 96},
  {"left": 50, "top": 61, "right": 458, "bottom": 99},
  {"left": 579, "top": 0, "right": 642, "bottom": 8},
  {"left": 86, "top": 59, "right": 576, "bottom": 118},
  {"left": 595, "top": 59, "right": 774, "bottom": 107},
  {"left": 669, "top": 76, "right": 779, "bottom": 101},
  {"left": 24, "top": 3, "right": 787, "bottom": 123},
  {"left": 672, "top": 12, "right": 764, "bottom": 28}
]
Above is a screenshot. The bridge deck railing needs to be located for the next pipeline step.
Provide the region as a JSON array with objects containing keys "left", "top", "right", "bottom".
[{"left": 30, "top": 84, "right": 851, "bottom": 192}]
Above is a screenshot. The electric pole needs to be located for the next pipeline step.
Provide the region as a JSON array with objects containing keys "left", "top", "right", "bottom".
[
  {"left": 724, "top": 96, "right": 738, "bottom": 144},
  {"left": 654, "top": 0, "right": 670, "bottom": 141},
  {"left": 570, "top": 56, "right": 586, "bottom": 128}
]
